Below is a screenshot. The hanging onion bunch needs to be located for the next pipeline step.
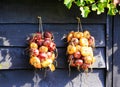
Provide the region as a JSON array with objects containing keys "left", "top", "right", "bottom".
[
  {"left": 67, "top": 30, "right": 95, "bottom": 72},
  {"left": 27, "top": 17, "right": 57, "bottom": 72},
  {"left": 66, "top": 17, "right": 96, "bottom": 72}
]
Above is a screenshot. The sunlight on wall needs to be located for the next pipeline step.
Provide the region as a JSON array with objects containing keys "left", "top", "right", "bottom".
[
  {"left": 0, "top": 37, "right": 10, "bottom": 46},
  {"left": 94, "top": 51, "right": 105, "bottom": 68},
  {"left": 114, "top": 43, "right": 118, "bottom": 53},
  {"left": 65, "top": 73, "right": 103, "bottom": 87},
  {"left": 0, "top": 49, "right": 12, "bottom": 69},
  {"left": 19, "top": 83, "right": 32, "bottom": 87},
  {"left": 32, "top": 71, "right": 41, "bottom": 87},
  {"left": 0, "top": 36, "right": 12, "bottom": 69}
]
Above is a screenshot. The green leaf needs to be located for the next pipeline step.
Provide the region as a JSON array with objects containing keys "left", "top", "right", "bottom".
[
  {"left": 92, "top": 3, "right": 98, "bottom": 11},
  {"left": 85, "top": 0, "right": 95, "bottom": 4},
  {"left": 107, "top": 3, "right": 118, "bottom": 15},
  {"left": 107, "top": 0, "right": 111, "bottom": 3},
  {"left": 75, "top": 0, "right": 85, "bottom": 6},
  {"left": 100, "top": 0, "right": 107, "bottom": 3},
  {"left": 80, "top": 6, "right": 91, "bottom": 18},
  {"left": 97, "top": 2, "right": 107, "bottom": 14},
  {"left": 64, "top": 0, "right": 72, "bottom": 5},
  {"left": 63, "top": 0, "right": 118, "bottom": 18},
  {"left": 64, "top": 0, "right": 74, "bottom": 9}
]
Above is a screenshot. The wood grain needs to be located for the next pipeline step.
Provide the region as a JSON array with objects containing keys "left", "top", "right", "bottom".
[
  {"left": 0, "top": 69, "right": 105, "bottom": 87},
  {"left": 106, "top": 16, "right": 113, "bottom": 87},
  {"left": 0, "top": 1, "right": 107, "bottom": 87},
  {"left": 0, "top": 47, "right": 105, "bottom": 69},
  {"left": 0, "top": 0, "right": 106, "bottom": 23},
  {"left": 0, "top": 24, "right": 105, "bottom": 47},
  {"left": 113, "top": 14, "right": 120, "bottom": 87}
]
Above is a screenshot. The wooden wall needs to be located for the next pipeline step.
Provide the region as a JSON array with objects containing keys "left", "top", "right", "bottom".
[
  {"left": 113, "top": 13, "right": 120, "bottom": 87},
  {"left": 0, "top": 0, "right": 108, "bottom": 87}
]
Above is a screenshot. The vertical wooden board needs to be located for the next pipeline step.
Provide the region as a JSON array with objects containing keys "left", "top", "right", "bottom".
[
  {"left": 0, "top": 69, "right": 105, "bottom": 87},
  {"left": 113, "top": 14, "right": 120, "bottom": 87},
  {"left": 0, "top": 24, "right": 105, "bottom": 47},
  {"left": 106, "top": 16, "right": 113, "bottom": 87},
  {"left": 0, "top": 0, "right": 106, "bottom": 23}
]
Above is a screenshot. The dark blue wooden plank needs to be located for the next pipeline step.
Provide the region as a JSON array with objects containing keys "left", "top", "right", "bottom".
[
  {"left": 0, "top": 69, "right": 105, "bottom": 87},
  {"left": 0, "top": 47, "right": 105, "bottom": 69},
  {"left": 113, "top": 14, "right": 120, "bottom": 87},
  {"left": 106, "top": 16, "right": 113, "bottom": 87},
  {"left": 0, "top": 24, "right": 105, "bottom": 47},
  {"left": 0, "top": 0, "right": 106, "bottom": 23}
]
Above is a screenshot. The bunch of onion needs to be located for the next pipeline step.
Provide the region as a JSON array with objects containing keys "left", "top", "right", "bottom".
[
  {"left": 66, "top": 30, "right": 95, "bottom": 73},
  {"left": 27, "top": 31, "right": 58, "bottom": 72}
]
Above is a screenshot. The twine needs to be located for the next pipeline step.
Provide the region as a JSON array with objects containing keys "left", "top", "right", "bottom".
[
  {"left": 38, "top": 16, "right": 44, "bottom": 35},
  {"left": 76, "top": 17, "right": 83, "bottom": 32}
]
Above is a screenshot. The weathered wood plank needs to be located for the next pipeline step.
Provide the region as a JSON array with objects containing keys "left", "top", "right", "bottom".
[
  {"left": 0, "top": 24, "right": 105, "bottom": 47},
  {"left": 0, "top": 69, "right": 105, "bottom": 87},
  {"left": 0, "top": 0, "right": 106, "bottom": 23},
  {"left": 0, "top": 47, "right": 105, "bottom": 69},
  {"left": 113, "top": 14, "right": 120, "bottom": 87},
  {"left": 106, "top": 16, "right": 113, "bottom": 87}
]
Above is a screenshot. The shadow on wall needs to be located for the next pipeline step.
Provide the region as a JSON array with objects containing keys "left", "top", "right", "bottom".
[
  {"left": 113, "top": 43, "right": 120, "bottom": 87},
  {"left": 112, "top": 14, "right": 120, "bottom": 87},
  {"left": 0, "top": 25, "right": 105, "bottom": 87},
  {"left": 0, "top": 37, "right": 105, "bottom": 87},
  {"left": 0, "top": 69, "right": 104, "bottom": 87}
]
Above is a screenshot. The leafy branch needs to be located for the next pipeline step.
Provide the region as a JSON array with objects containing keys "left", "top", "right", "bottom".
[{"left": 64, "top": 0, "right": 119, "bottom": 18}]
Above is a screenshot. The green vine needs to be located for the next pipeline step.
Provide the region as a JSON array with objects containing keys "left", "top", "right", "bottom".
[{"left": 64, "top": 0, "right": 119, "bottom": 18}]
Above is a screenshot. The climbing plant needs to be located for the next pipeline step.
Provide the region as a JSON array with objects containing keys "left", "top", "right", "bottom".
[{"left": 64, "top": 0, "right": 119, "bottom": 18}]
